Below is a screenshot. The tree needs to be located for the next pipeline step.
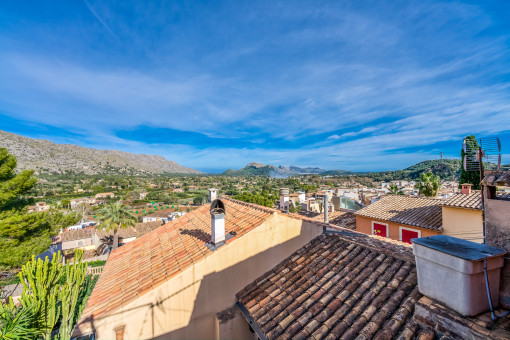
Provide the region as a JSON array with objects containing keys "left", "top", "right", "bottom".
[
  {"left": 0, "top": 148, "right": 37, "bottom": 210},
  {"left": 459, "top": 135, "right": 481, "bottom": 190},
  {"left": 0, "top": 149, "right": 80, "bottom": 268},
  {"left": 415, "top": 172, "right": 441, "bottom": 197},
  {"left": 388, "top": 184, "right": 403, "bottom": 195},
  {"left": 96, "top": 201, "right": 137, "bottom": 249},
  {"left": 60, "top": 199, "right": 71, "bottom": 209}
]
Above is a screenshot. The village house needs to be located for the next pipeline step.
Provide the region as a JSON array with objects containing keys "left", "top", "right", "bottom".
[
  {"left": 94, "top": 192, "right": 115, "bottom": 199},
  {"left": 354, "top": 187, "right": 485, "bottom": 243},
  {"left": 73, "top": 198, "right": 323, "bottom": 339},
  {"left": 28, "top": 201, "right": 51, "bottom": 213},
  {"left": 72, "top": 183, "right": 510, "bottom": 340},
  {"left": 70, "top": 197, "right": 97, "bottom": 208},
  {"left": 142, "top": 210, "right": 171, "bottom": 223}
]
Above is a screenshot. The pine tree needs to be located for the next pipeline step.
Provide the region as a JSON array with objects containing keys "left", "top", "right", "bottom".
[
  {"left": 0, "top": 148, "right": 80, "bottom": 268},
  {"left": 459, "top": 135, "right": 481, "bottom": 190},
  {"left": 0, "top": 148, "right": 37, "bottom": 210}
]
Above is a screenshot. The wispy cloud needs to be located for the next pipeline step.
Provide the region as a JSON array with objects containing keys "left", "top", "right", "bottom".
[
  {"left": 0, "top": 0, "right": 510, "bottom": 171},
  {"left": 83, "top": 0, "right": 119, "bottom": 40}
]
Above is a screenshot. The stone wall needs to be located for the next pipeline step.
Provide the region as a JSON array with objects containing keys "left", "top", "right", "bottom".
[{"left": 484, "top": 197, "right": 510, "bottom": 308}]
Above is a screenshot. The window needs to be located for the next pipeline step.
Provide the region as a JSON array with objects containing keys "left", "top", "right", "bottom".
[
  {"left": 399, "top": 226, "right": 421, "bottom": 244},
  {"left": 371, "top": 221, "right": 389, "bottom": 238}
]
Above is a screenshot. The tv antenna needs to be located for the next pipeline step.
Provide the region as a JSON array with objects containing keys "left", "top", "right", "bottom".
[
  {"left": 462, "top": 136, "right": 503, "bottom": 244},
  {"left": 462, "top": 137, "right": 501, "bottom": 172}
]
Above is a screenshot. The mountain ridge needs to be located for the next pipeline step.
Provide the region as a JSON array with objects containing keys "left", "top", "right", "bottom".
[{"left": 0, "top": 130, "right": 201, "bottom": 175}]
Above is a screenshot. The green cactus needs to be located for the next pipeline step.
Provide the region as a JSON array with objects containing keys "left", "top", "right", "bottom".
[
  {"left": 58, "top": 249, "right": 88, "bottom": 340},
  {"left": 18, "top": 252, "right": 63, "bottom": 340}
]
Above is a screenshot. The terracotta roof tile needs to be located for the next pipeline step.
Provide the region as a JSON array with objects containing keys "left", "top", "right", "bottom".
[
  {"left": 236, "top": 232, "right": 421, "bottom": 339},
  {"left": 74, "top": 198, "right": 273, "bottom": 335},
  {"left": 441, "top": 191, "right": 481, "bottom": 210},
  {"left": 355, "top": 195, "right": 443, "bottom": 231}
]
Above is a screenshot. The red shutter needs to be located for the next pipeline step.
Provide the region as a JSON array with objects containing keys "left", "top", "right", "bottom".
[
  {"left": 401, "top": 229, "right": 419, "bottom": 244},
  {"left": 373, "top": 223, "right": 387, "bottom": 237}
]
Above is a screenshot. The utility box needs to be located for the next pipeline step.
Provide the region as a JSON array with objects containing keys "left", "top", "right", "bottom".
[{"left": 412, "top": 235, "right": 506, "bottom": 316}]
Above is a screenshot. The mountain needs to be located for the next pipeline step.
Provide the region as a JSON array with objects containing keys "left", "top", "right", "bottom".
[
  {"left": 0, "top": 130, "right": 201, "bottom": 175},
  {"left": 222, "top": 159, "right": 467, "bottom": 180},
  {"left": 222, "top": 162, "right": 334, "bottom": 177}
]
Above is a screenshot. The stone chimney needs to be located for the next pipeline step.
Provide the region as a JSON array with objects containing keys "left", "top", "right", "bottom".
[
  {"left": 210, "top": 199, "right": 225, "bottom": 245},
  {"left": 209, "top": 188, "right": 218, "bottom": 202},
  {"left": 279, "top": 188, "right": 290, "bottom": 212},
  {"left": 461, "top": 183, "right": 472, "bottom": 195}
]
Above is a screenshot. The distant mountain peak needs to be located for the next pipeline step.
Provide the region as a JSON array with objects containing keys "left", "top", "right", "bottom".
[{"left": 246, "top": 162, "right": 267, "bottom": 168}]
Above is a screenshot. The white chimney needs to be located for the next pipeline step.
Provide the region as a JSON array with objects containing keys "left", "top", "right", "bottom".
[
  {"left": 297, "top": 191, "right": 306, "bottom": 204},
  {"left": 210, "top": 199, "right": 225, "bottom": 245},
  {"left": 209, "top": 188, "right": 218, "bottom": 202},
  {"left": 279, "top": 188, "right": 290, "bottom": 212}
]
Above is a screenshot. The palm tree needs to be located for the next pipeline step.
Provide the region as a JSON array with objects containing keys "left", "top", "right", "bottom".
[
  {"left": 388, "top": 184, "right": 403, "bottom": 195},
  {"left": 415, "top": 172, "right": 441, "bottom": 197},
  {"left": 96, "top": 202, "right": 137, "bottom": 249}
]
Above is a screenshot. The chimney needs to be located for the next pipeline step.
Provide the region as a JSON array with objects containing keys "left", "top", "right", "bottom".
[
  {"left": 210, "top": 199, "right": 225, "bottom": 245},
  {"left": 461, "top": 183, "right": 472, "bottom": 195},
  {"left": 324, "top": 193, "right": 329, "bottom": 224},
  {"left": 412, "top": 235, "right": 506, "bottom": 316},
  {"left": 209, "top": 188, "right": 218, "bottom": 202},
  {"left": 279, "top": 188, "right": 290, "bottom": 212}
]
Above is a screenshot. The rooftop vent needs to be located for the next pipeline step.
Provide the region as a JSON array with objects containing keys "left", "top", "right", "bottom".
[
  {"left": 210, "top": 199, "right": 225, "bottom": 245},
  {"left": 412, "top": 235, "right": 506, "bottom": 316}
]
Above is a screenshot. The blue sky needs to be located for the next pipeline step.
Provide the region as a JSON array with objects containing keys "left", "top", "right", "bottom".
[{"left": 1, "top": 0, "right": 510, "bottom": 173}]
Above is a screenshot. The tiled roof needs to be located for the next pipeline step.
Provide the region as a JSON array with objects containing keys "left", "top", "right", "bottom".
[
  {"left": 329, "top": 212, "right": 356, "bottom": 230},
  {"left": 75, "top": 198, "right": 274, "bottom": 334},
  {"left": 441, "top": 191, "right": 481, "bottom": 210},
  {"left": 236, "top": 232, "right": 425, "bottom": 339},
  {"left": 95, "top": 227, "right": 138, "bottom": 240},
  {"left": 482, "top": 171, "right": 510, "bottom": 187},
  {"left": 135, "top": 221, "right": 163, "bottom": 237},
  {"left": 296, "top": 211, "right": 356, "bottom": 230},
  {"left": 355, "top": 195, "right": 443, "bottom": 231},
  {"left": 61, "top": 227, "right": 94, "bottom": 242}
]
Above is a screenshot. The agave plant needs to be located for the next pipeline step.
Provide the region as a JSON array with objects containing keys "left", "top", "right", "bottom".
[{"left": 0, "top": 299, "right": 40, "bottom": 340}]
